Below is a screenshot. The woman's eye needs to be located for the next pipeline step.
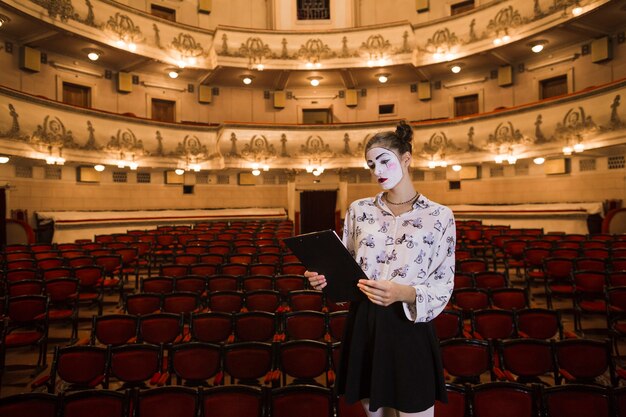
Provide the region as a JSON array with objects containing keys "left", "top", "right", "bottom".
[{"left": 381, "top": 159, "right": 390, "bottom": 165}]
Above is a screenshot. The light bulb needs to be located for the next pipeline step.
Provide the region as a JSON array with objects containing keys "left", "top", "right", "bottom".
[
  {"left": 305, "top": 165, "right": 314, "bottom": 173},
  {"left": 502, "top": 35, "right": 510, "bottom": 42},
  {"left": 46, "top": 157, "right": 55, "bottom": 165},
  {"left": 562, "top": 146, "right": 573, "bottom": 155},
  {"left": 451, "top": 65, "right": 462, "bottom": 74},
  {"left": 378, "top": 75, "right": 388, "bottom": 83},
  {"left": 256, "top": 64, "right": 264, "bottom": 71},
  {"left": 190, "top": 164, "right": 201, "bottom": 172},
  {"left": 507, "top": 155, "right": 517, "bottom": 164},
  {"left": 177, "top": 60, "right": 186, "bottom": 69},
  {"left": 174, "top": 168, "right": 185, "bottom": 175},
  {"left": 445, "top": 53, "right": 455, "bottom": 61},
  {"left": 428, "top": 161, "right": 437, "bottom": 169},
  {"left": 305, "top": 62, "right": 313, "bottom": 69},
  {"left": 433, "top": 53, "right": 442, "bottom": 61},
  {"left": 452, "top": 165, "right": 462, "bottom": 172},
  {"left": 493, "top": 38, "right": 502, "bottom": 46},
  {"left": 116, "top": 40, "right": 125, "bottom": 48},
  {"left": 531, "top": 44, "right": 544, "bottom": 53},
  {"left": 94, "top": 164, "right": 105, "bottom": 172},
  {"left": 242, "top": 77, "right": 252, "bottom": 85},
  {"left": 129, "top": 162, "right": 138, "bottom": 170},
  {"left": 169, "top": 70, "right": 179, "bottom": 79},
  {"left": 127, "top": 43, "right": 137, "bottom": 52},
  {"left": 312, "top": 169, "right": 322, "bottom": 176},
  {"left": 440, "top": 161, "right": 448, "bottom": 168},
  {"left": 251, "top": 169, "right": 261, "bottom": 176},
  {"left": 367, "top": 60, "right": 374, "bottom": 67},
  {"left": 572, "top": 6, "right": 583, "bottom": 16},
  {"left": 494, "top": 155, "right": 504, "bottom": 164},
  {"left": 533, "top": 157, "right": 545, "bottom": 165},
  {"left": 87, "top": 51, "right": 100, "bottom": 61},
  {"left": 310, "top": 78, "right": 320, "bottom": 87},
  {"left": 262, "top": 164, "right": 269, "bottom": 171},
  {"left": 573, "top": 143, "right": 585, "bottom": 153},
  {"left": 315, "top": 62, "right": 321, "bottom": 68},
  {"left": 0, "top": 156, "right": 9, "bottom": 163}
]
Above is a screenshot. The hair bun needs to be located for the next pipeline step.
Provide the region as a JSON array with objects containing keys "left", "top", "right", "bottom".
[{"left": 395, "top": 121, "right": 413, "bottom": 143}]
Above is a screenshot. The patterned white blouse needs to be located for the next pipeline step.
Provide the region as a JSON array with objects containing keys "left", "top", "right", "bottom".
[{"left": 342, "top": 192, "right": 456, "bottom": 323}]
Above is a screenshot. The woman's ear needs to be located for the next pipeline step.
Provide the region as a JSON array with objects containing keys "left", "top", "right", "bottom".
[{"left": 402, "top": 152, "right": 412, "bottom": 168}]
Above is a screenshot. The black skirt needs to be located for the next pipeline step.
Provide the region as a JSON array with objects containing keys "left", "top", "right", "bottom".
[{"left": 336, "top": 300, "right": 448, "bottom": 413}]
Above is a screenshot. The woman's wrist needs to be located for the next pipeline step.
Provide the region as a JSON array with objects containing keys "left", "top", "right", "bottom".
[{"left": 397, "top": 283, "right": 417, "bottom": 304}]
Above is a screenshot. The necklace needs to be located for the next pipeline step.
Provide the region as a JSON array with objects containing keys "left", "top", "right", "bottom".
[{"left": 385, "top": 192, "right": 418, "bottom": 205}]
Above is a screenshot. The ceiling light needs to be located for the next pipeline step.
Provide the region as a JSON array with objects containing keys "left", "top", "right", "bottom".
[
  {"left": 251, "top": 169, "right": 261, "bottom": 176},
  {"left": 176, "top": 60, "right": 186, "bottom": 69},
  {"left": 256, "top": 63, "right": 264, "bottom": 71},
  {"left": 427, "top": 161, "right": 437, "bottom": 169},
  {"left": 533, "top": 157, "right": 545, "bottom": 165},
  {"left": 241, "top": 75, "right": 254, "bottom": 85},
  {"left": 529, "top": 40, "right": 548, "bottom": 53},
  {"left": 562, "top": 146, "right": 573, "bottom": 155},
  {"left": 94, "top": 164, "right": 105, "bottom": 171},
  {"left": 450, "top": 64, "right": 462, "bottom": 74},
  {"left": 174, "top": 168, "right": 185, "bottom": 175},
  {"left": 376, "top": 73, "right": 389, "bottom": 83},
  {"left": 0, "top": 155, "right": 9, "bottom": 164},
  {"left": 83, "top": 48, "right": 103, "bottom": 61},
  {"left": 262, "top": 164, "right": 270, "bottom": 171},
  {"left": 128, "top": 162, "right": 138, "bottom": 170},
  {"left": 308, "top": 76, "right": 322, "bottom": 87},
  {"left": 572, "top": 6, "right": 583, "bottom": 16},
  {"left": 452, "top": 164, "right": 462, "bottom": 172},
  {"left": 168, "top": 69, "right": 179, "bottom": 79},
  {"left": 573, "top": 143, "right": 585, "bottom": 153},
  {"left": 117, "top": 160, "right": 126, "bottom": 168}
]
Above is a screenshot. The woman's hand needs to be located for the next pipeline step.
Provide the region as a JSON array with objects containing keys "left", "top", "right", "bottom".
[
  {"left": 357, "top": 279, "right": 416, "bottom": 306},
  {"left": 304, "top": 270, "right": 327, "bottom": 291}
]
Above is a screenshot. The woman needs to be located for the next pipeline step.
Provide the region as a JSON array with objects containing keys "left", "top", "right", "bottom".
[{"left": 305, "top": 121, "right": 455, "bottom": 417}]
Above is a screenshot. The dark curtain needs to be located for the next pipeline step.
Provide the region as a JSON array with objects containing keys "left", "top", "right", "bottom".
[
  {"left": 300, "top": 190, "right": 337, "bottom": 234},
  {"left": 0, "top": 188, "right": 5, "bottom": 247}
]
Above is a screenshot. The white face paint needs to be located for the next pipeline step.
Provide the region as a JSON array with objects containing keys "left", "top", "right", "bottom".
[{"left": 366, "top": 147, "right": 404, "bottom": 190}]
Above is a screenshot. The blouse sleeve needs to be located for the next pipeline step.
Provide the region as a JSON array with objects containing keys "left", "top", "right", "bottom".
[
  {"left": 341, "top": 205, "right": 356, "bottom": 257},
  {"left": 403, "top": 208, "right": 456, "bottom": 323}
]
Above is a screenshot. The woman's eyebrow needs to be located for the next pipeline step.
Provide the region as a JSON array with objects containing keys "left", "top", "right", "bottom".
[{"left": 375, "top": 152, "right": 390, "bottom": 160}]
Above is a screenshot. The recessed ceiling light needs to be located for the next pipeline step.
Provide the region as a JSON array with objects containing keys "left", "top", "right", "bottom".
[
  {"left": 529, "top": 40, "right": 548, "bottom": 53},
  {"left": 82, "top": 48, "right": 103, "bottom": 61},
  {"left": 241, "top": 75, "right": 254, "bottom": 85},
  {"left": 168, "top": 69, "right": 179, "bottom": 79},
  {"left": 450, "top": 64, "right": 462, "bottom": 73},
  {"left": 376, "top": 73, "right": 389, "bottom": 83},
  {"left": 0, "top": 14, "right": 11, "bottom": 28},
  {"left": 307, "top": 76, "right": 322, "bottom": 87}
]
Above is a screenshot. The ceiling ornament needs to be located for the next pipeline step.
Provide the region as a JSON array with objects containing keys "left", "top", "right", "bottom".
[
  {"left": 420, "top": 131, "right": 459, "bottom": 167},
  {"left": 239, "top": 37, "right": 272, "bottom": 70},
  {"left": 298, "top": 38, "right": 335, "bottom": 66},
  {"left": 465, "top": 126, "right": 486, "bottom": 153},
  {"left": 300, "top": 135, "right": 334, "bottom": 158},
  {"left": 487, "top": 6, "right": 523, "bottom": 39},
  {"left": 106, "top": 13, "right": 143, "bottom": 47},
  {"left": 606, "top": 95, "right": 624, "bottom": 131},
  {"left": 1, "top": 103, "right": 28, "bottom": 141},
  {"left": 553, "top": 107, "right": 596, "bottom": 150},
  {"left": 279, "top": 134, "right": 290, "bottom": 157},
  {"left": 241, "top": 135, "right": 277, "bottom": 163},
  {"left": 30, "top": 0, "right": 77, "bottom": 22},
  {"left": 360, "top": 34, "right": 391, "bottom": 66},
  {"left": 83, "top": 120, "right": 100, "bottom": 150},
  {"left": 32, "top": 115, "right": 78, "bottom": 149},
  {"left": 225, "top": 132, "right": 240, "bottom": 158},
  {"left": 487, "top": 121, "right": 529, "bottom": 159},
  {"left": 170, "top": 33, "right": 205, "bottom": 65},
  {"left": 423, "top": 28, "right": 459, "bottom": 59},
  {"left": 107, "top": 128, "right": 146, "bottom": 153}
]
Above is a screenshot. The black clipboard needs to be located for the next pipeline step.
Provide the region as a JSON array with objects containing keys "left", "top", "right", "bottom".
[{"left": 282, "top": 229, "right": 366, "bottom": 302}]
